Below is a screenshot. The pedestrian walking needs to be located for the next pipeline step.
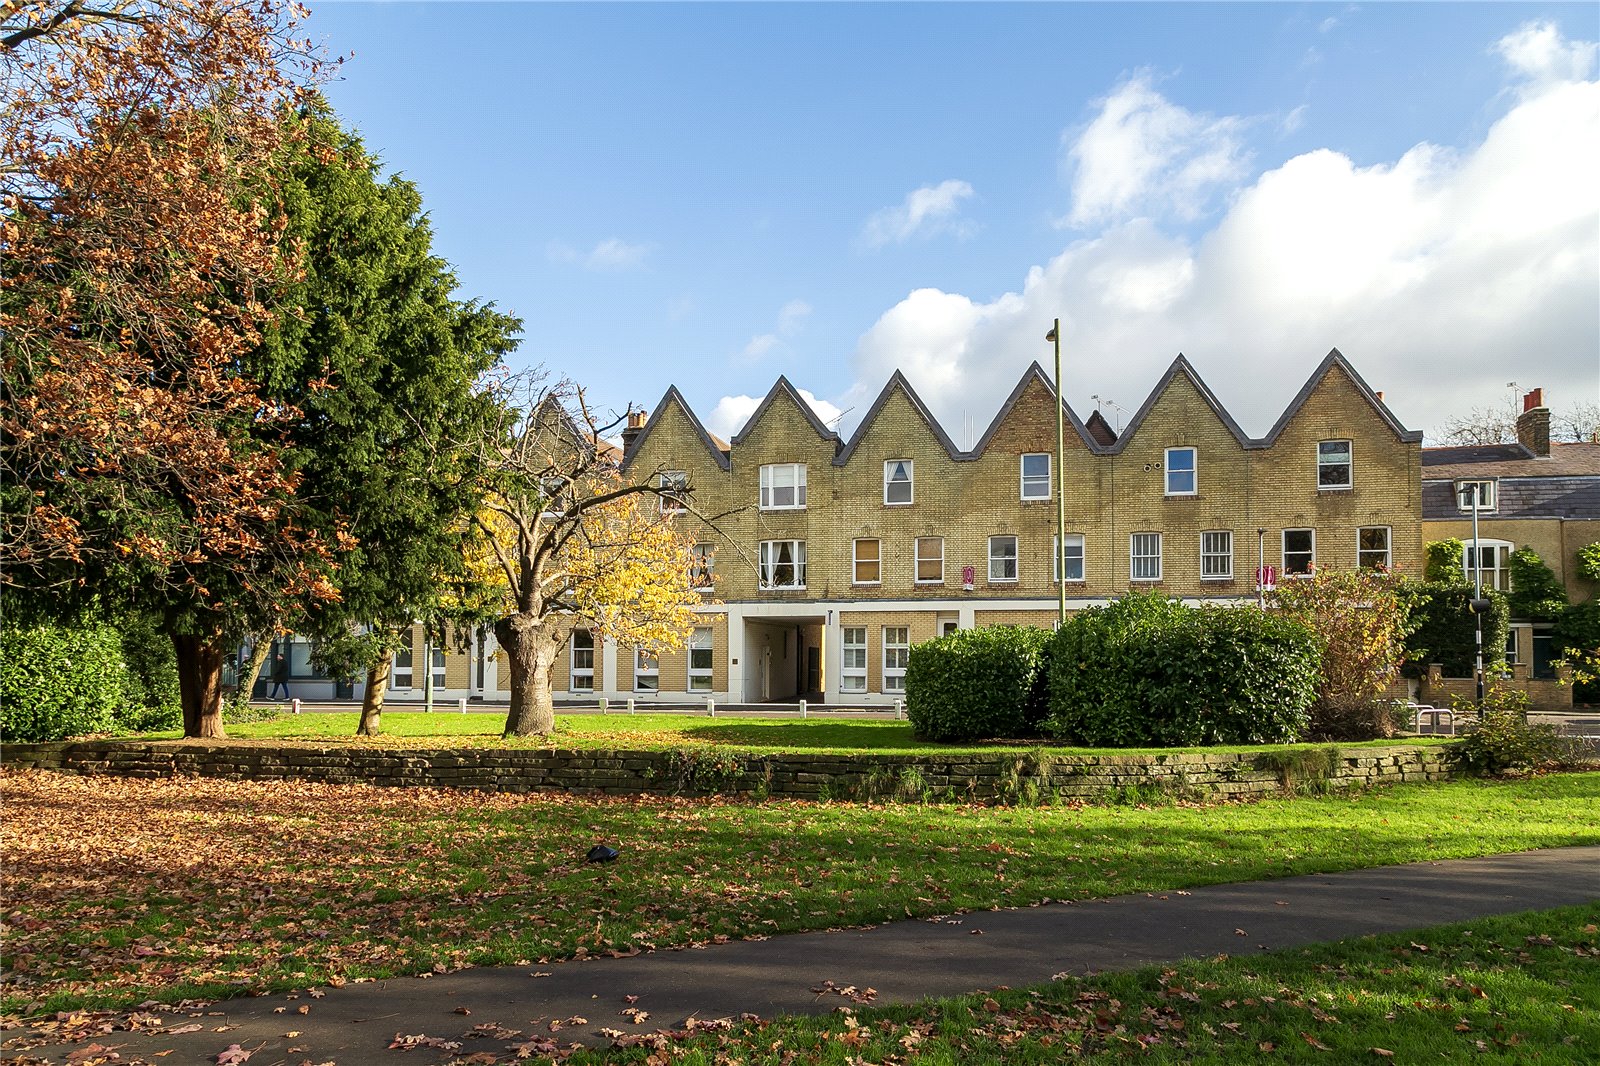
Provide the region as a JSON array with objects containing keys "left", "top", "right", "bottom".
[{"left": 268, "top": 652, "right": 290, "bottom": 701}]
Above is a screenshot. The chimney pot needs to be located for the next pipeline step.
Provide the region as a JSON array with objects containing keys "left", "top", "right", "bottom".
[
  {"left": 1523, "top": 387, "right": 1544, "bottom": 413},
  {"left": 620, "top": 408, "right": 648, "bottom": 452},
  {"left": 1515, "top": 389, "right": 1551, "bottom": 457}
]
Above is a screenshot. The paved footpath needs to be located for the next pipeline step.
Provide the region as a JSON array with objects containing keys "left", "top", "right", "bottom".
[{"left": 12, "top": 847, "right": 1598, "bottom": 1065}]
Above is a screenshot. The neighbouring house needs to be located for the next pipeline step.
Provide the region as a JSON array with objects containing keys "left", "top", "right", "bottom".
[{"left": 1420, "top": 387, "right": 1600, "bottom": 705}]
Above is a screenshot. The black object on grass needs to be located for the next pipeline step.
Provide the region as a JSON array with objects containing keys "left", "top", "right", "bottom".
[{"left": 586, "top": 844, "right": 619, "bottom": 863}]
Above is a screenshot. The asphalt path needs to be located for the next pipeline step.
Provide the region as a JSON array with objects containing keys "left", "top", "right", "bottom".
[{"left": 11, "top": 847, "right": 1597, "bottom": 1065}]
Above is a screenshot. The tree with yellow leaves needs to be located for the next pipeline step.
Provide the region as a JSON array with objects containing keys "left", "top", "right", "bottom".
[{"left": 462, "top": 374, "right": 710, "bottom": 737}]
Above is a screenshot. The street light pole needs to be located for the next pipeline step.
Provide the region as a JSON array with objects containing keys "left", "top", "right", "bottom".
[
  {"left": 1471, "top": 484, "right": 1484, "bottom": 704},
  {"left": 1047, "top": 319, "right": 1067, "bottom": 628}
]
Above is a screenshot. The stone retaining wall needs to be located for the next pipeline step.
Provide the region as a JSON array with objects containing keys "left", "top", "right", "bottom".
[{"left": 0, "top": 740, "right": 1453, "bottom": 802}]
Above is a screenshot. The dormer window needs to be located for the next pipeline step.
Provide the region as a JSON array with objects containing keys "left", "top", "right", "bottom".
[
  {"left": 884, "top": 459, "right": 913, "bottom": 505},
  {"left": 1456, "top": 480, "right": 1496, "bottom": 512},
  {"left": 759, "top": 463, "right": 807, "bottom": 510}
]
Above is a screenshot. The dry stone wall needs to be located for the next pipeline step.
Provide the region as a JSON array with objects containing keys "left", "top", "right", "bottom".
[{"left": 2, "top": 741, "right": 1452, "bottom": 801}]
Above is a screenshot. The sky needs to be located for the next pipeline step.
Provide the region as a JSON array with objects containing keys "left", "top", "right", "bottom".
[{"left": 306, "top": 2, "right": 1600, "bottom": 445}]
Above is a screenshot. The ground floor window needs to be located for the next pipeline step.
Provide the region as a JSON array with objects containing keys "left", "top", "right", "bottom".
[
  {"left": 1200, "top": 530, "right": 1232, "bottom": 580},
  {"left": 1054, "top": 534, "right": 1085, "bottom": 582},
  {"left": 1130, "top": 532, "right": 1162, "bottom": 581},
  {"left": 688, "top": 627, "right": 713, "bottom": 692},
  {"left": 634, "top": 648, "right": 658, "bottom": 692},
  {"left": 392, "top": 639, "right": 414, "bottom": 688},
  {"left": 570, "top": 630, "right": 594, "bottom": 691},
  {"left": 882, "top": 627, "right": 909, "bottom": 693},
  {"left": 1283, "top": 528, "right": 1315, "bottom": 576},
  {"left": 1358, "top": 526, "right": 1391, "bottom": 569},
  {"left": 841, "top": 627, "right": 867, "bottom": 692}
]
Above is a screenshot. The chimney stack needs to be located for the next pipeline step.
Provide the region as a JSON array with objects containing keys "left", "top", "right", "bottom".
[
  {"left": 620, "top": 408, "right": 648, "bottom": 453},
  {"left": 1516, "top": 388, "right": 1550, "bottom": 457}
]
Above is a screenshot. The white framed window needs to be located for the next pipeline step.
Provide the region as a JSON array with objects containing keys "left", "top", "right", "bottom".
[
  {"left": 391, "top": 640, "right": 414, "bottom": 689},
  {"left": 1358, "top": 526, "right": 1391, "bottom": 570},
  {"left": 1505, "top": 625, "right": 1522, "bottom": 666},
  {"left": 841, "top": 627, "right": 867, "bottom": 692},
  {"left": 915, "top": 536, "right": 944, "bottom": 584},
  {"left": 634, "top": 648, "right": 658, "bottom": 692},
  {"left": 429, "top": 645, "right": 446, "bottom": 691},
  {"left": 1053, "top": 534, "right": 1085, "bottom": 582},
  {"left": 1464, "top": 539, "right": 1513, "bottom": 591},
  {"left": 1020, "top": 453, "right": 1051, "bottom": 500},
  {"left": 1318, "top": 440, "right": 1352, "bottom": 489},
  {"left": 759, "top": 463, "right": 807, "bottom": 510},
  {"left": 570, "top": 630, "right": 594, "bottom": 692},
  {"left": 1283, "top": 528, "right": 1315, "bottom": 576},
  {"left": 1201, "top": 530, "right": 1233, "bottom": 580},
  {"left": 884, "top": 459, "right": 914, "bottom": 505},
  {"left": 988, "top": 535, "right": 1018, "bottom": 582},
  {"left": 688, "top": 627, "right": 713, "bottom": 692},
  {"left": 882, "top": 626, "right": 909, "bottom": 693},
  {"left": 853, "top": 538, "right": 881, "bottom": 584},
  {"left": 1165, "top": 447, "right": 1196, "bottom": 495},
  {"left": 658, "top": 470, "right": 688, "bottom": 512},
  {"left": 1131, "top": 532, "right": 1162, "bottom": 581},
  {"left": 1456, "top": 480, "right": 1497, "bottom": 512},
  {"left": 758, "top": 539, "right": 806, "bottom": 589},
  {"left": 689, "top": 542, "right": 714, "bottom": 590}
]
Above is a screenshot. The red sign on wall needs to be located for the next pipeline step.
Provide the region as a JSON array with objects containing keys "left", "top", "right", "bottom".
[
  {"left": 1256, "top": 565, "right": 1278, "bottom": 591},
  {"left": 962, "top": 565, "right": 975, "bottom": 590}
]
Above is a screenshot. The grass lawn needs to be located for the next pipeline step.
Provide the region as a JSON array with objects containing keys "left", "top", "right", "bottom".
[
  {"left": 118, "top": 711, "right": 1455, "bottom": 756},
  {"left": 576, "top": 905, "right": 1600, "bottom": 1064},
  {"left": 2, "top": 769, "right": 1596, "bottom": 1016}
]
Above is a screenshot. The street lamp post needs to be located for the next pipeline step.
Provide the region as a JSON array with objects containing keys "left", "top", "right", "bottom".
[
  {"left": 1047, "top": 319, "right": 1067, "bottom": 628},
  {"left": 1470, "top": 483, "right": 1485, "bottom": 704}
]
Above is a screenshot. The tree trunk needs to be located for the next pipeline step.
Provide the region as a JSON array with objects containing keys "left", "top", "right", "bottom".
[
  {"left": 357, "top": 651, "right": 390, "bottom": 736},
  {"left": 171, "top": 629, "right": 227, "bottom": 739},
  {"left": 229, "top": 629, "right": 274, "bottom": 714},
  {"left": 498, "top": 614, "right": 561, "bottom": 736}
]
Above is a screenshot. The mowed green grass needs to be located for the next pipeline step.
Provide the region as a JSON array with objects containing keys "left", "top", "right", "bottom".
[
  {"left": 3, "top": 769, "right": 1595, "bottom": 1015},
  {"left": 124, "top": 710, "right": 1454, "bottom": 756},
  {"left": 578, "top": 905, "right": 1600, "bottom": 1064}
]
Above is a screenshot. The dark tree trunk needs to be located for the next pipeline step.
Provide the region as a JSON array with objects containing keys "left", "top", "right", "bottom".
[
  {"left": 229, "top": 629, "right": 273, "bottom": 714},
  {"left": 171, "top": 629, "right": 227, "bottom": 738},
  {"left": 497, "top": 613, "right": 563, "bottom": 737},
  {"left": 357, "top": 651, "right": 390, "bottom": 736}
]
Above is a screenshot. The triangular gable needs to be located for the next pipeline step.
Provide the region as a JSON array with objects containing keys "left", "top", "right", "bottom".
[
  {"left": 969, "top": 362, "right": 1123, "bottom": 458},
  {"left": 1083, "top": 409, "right": 1117, "bottom": 446},
  {"left": 729, "top": 375, "right": 841, "bottom": 451},
  {"left": 621, "top": 386, "right": 731, "bottom": 472},
  {"left": 835, "top": 370, "right": 964, "bottom": 465},
  {"left": 1259, "top": 348, "right": 1424, "bottom": 445},
  {"left": 1103, "top": 354, "right": 1253, "bottom": 454}
]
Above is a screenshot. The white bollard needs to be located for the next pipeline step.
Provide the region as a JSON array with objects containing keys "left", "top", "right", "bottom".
[
  {"left": 706, "top": 697, "right": 716, "bottom": 717},
  {"left": 894, "top": 697, "right": 904, "bottom": 719},
  {"left": 291, "top": 697, "right": 301, "bottom": 715},
  {"left": 598, "top": 697, "right": 608, "bottom": 713},
  {"left": 627, "top": 698, "right": 636, "bottom": 715},
  {"left": 798, "top": 699, "right": 807, "bottom": 719},
  {"left": 458, "top": 697, "right": 467, "bottom": 714}
]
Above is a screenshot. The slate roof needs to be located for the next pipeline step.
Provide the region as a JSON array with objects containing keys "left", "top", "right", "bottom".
[
  {"left": 1421, "top": 442, "right": 1600, "bottom": 479},
  {"left": 1421, "top": 476, "right": 1600, "bottom": 521}
]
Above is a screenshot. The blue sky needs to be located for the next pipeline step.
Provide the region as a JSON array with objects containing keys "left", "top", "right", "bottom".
[{"left": 308, "top": 2, "right": 1599, "bottom": 443}]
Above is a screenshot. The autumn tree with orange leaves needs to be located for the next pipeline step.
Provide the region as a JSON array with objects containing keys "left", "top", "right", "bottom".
[
  {"left": 460, "top": 376, "right": 719, "bottom": 737},
  {"left": 1, "top": 0, "right": 331, "bottom": 737}
]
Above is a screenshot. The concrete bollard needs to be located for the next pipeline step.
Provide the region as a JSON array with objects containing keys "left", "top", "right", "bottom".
[
  {"left": 706, "top": 698, "right": 716, "bottom": 717},
  {"left": 894, "top": 697, "right": 904, "bottom": 719},
  {"left": 627, "top": 698, "right": 635, "bottom": 715},
  {"left": 798, "top": 699, "right": 807, "bottom": 719},
  {"left": 598, "top": 697, "right": 608, "bottom": 713},
  {"left": 291, "top": 697, "right": 301, "bottom": 715},
  {"left": 458, "top": 697, "right": 467, "bottom": 714}
]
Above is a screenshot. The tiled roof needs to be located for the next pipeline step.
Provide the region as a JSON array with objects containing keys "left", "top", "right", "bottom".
[
  {"left": 1421, "top": 476, "right": 1600, "bottom": 520},
  {"left": 1421, "top": 442, "right": 1600, "bottom": 479}
]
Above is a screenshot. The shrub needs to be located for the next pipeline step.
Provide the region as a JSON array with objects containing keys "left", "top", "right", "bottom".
[
  {"left": 1400, "top": 582, "right": 1510, "bottom": 679},
  {"left": 1577, "top": 541, "right": 1600, "bottom": 584},
  {"left": 0, "top": 624, "right": 129, "bottom": 741},
  {"left": 1448, "top": 686, "right": 1567, "bottom": 775},
  {"left": 1554, "top": 601, "right": 1600, "bottom": 703},
  {"left": 1043, "top": 592, "right": 1321, "bottom": 747},
  {"left": 1508, "top": 547, "right": 1568, "bottom": 621},
  {"left": 1270, "top": 568, "right": 1413, "bottom": 739},
  {"left": 905, "top": 625, "right": 1052, "bottom": 742},
  {"left": 1424, "top": 539, "right": 1465, "bottom": 583},
  {"left": 117, "top": 612, "right": 183, "bottom": 732}
]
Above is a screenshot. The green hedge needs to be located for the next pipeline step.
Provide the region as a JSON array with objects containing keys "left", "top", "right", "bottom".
[
  {"left": 1399, "top": 582, "right": 1510, "bottom": 678},
  {"left": 1043, "top": 593, "right": 1321, "bottom": 747},
  {"left": 905, "top": 625, "right": 1052, "bottom": 742},
  {"left": 117, "top": 613, "right": 183, "bottom": 731},
  {"left": 0, "top": 624, "right": 130, "bottom": 742}
]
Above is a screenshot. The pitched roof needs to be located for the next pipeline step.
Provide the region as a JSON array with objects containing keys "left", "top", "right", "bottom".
[
  {"left": 968, "top": 362, "right": 1104, "bottom": 457},
  {"left": 1083, "top": 409, "right": 1118, "bottom": 446},
  {"left": 1260, "top": 348, "right": 1424, "bottom": 446},
  {"left": 729, "top": 375, "right": 842, "bottom": 451},
  {"left": 1422, "top": 441, "right": 1600, "bottom": 479},
  {"left": 621, "top": 386, "right": 731, "bottom": 472},
  {"left": 1422, "top": 476, "right": 1600, "bottom": 521},
  {"left": 836, "top": 370, "right": 965, "bottom": 465},
  {"left": 1104, "top": 354, "right": 1253, "bottom": 454}
]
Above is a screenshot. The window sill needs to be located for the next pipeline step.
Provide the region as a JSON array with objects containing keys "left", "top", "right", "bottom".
[
  {"left": 852, "top": 581, "right": 881, "bottom": 587},
  {"left": 759, "top": 505, "right": 807, "bottom": 512},
  {"left": 1201, "top": 575, "right": 1235, "bottom": 582},
  {"left": 914, "top": 580, "right": 946, "bottom": 586},
  {"left": 1163, "top": 493, "right": 1198, "bottom": 499},
  {"left": 883, "top": 501, "right": 914, "bottom": 507},
  {"left": 1317, "top": 485, "right": 1353, "bottom": 492}
]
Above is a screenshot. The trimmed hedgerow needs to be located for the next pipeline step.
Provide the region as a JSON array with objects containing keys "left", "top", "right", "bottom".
[
  {"left": 0, "top": 623, "right": 129, "bottom": 742},
  {"left": 1399, "top": 582, "right": 1510, "bottom": 679},
  {"left": 1043, "top": 592, "right": 1321, "bottom": 747},
  {"left": 905, "top": 625, "right": 1053, "bottom": 742}
]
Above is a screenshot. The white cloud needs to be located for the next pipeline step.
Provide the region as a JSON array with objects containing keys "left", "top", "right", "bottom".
[
  {"left": 706, "top": 387, "right": 844, "bottom": 441},
  {"left": 547, "top": 237, "right": 652, "bottom": 271},
  {"left": 844, "top": 29, "right": 1599, "bottom": 445},
  {"left": 858, "top": 180, "right": 977, "bottom": 249},
  {"left": 1280, "top": 104, "right": 1308, "bottom": 135},
  {"left": 1495, "top": 19, "right": 1598, "bottom": 95},
  {"left": 1063, "top": 72, "right": 1250, "bottom": 227},
  {"left": 738, "top": 298, "right": 813, "bottom": 363}
]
